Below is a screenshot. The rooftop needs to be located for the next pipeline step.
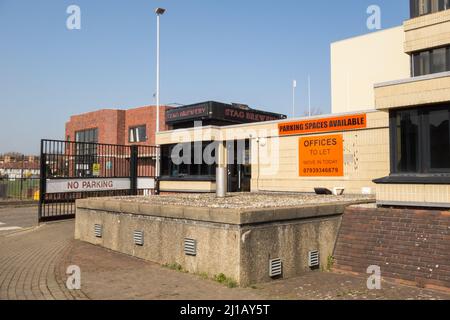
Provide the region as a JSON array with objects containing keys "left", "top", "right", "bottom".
[{"left": 113, "top": 193, "right": 374, "bottom": 210}]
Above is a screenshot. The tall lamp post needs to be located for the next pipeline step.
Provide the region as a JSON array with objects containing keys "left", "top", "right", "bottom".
[{"left": 155, "top": 7, "right": 165, "bottom": 183}]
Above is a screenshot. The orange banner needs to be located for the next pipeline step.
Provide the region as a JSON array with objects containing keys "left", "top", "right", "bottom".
[
  {"left": 299, "top": 134, "right": 343, "bottom": 177},
  {"left": 279, "top": 114, "right": 366, "bottom": 136}
]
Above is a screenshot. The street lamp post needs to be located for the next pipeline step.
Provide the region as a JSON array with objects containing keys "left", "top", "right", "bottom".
[
  {"left": 292, "top": 80, "right": 297, "bottom": 118},
  {"left": 155, "top": 7, "right": 165, "bottom": 182}
]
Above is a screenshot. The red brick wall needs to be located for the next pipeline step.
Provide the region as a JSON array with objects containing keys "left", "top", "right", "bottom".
[
  {"left": 65, "top": 106, "right": 173, "bottom": 146},
  {"left": 65, "top": 109, "right": 124, "bottom": 145},
  {"left": 334, "top": 206, "right": 450, "bottom": 291},
  {"left": 125, "top": 106, "right": 171, "bottom": 146}
]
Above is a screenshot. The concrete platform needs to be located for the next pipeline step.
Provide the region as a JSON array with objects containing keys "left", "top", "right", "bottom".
[{"left": 75, "top": 193, "right": 374, "bottom": 286}]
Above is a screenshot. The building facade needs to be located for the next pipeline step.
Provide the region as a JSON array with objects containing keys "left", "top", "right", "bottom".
[
  {"left": 156, "top": 1, "right": 450, "bottom": 209},
  {"left": 157, "top": 111, "right": 389, "bottom": 194},
  {"left": 331, "top": 26, "right": 410, "bottom": 113},
  {"left": 373, "top": 0, "right": 450, "bottom": 207},
  {"left": 65, "top": 106, "right": 172, "bottom": 146}
]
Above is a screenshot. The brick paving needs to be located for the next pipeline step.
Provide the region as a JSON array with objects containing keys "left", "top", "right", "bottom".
[
  {"left": 0, "top": 222, "right": 87, "bottom": 300},
  {"left": 0, "top": 218, "right": 449, "bottom": 300}
]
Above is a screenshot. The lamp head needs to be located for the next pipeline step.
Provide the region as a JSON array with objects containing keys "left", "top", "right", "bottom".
[{"left": 155, "top": 8, "right": 166, "bottom": 15}]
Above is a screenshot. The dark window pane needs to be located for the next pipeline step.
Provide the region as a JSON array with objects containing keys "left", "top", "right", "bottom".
[
  {"left": 432, "top": 48, "right": 446, "bottom": 73},
  {"left": 419, "top": 0, "right": 431, "bottom": 15},
  {"left": 413, "top": 53, "right": 420, "bottom": 76},
  {"left": 428, "top": 109, "right": 450, "bottom": 170},
  {"left": 432, "top": 0, "right": 439, "bottom": 12},
  {"left": 396, "top": 110, "right": 420, "bottom": 173},
  {"left": 411, "top": 0, "right": 419, "bottom": 17},
  {"left": 138, "top": 126, "right": 146, "bottom": 142},
  {"left": 420, "top": 51, "right": 431, "bottom": 75},
  {"left": 412, "top": 0, "right": 450, "bottom": 17},
  {"left": 129, "top": 126, "right": 147, "bottom": 143}
]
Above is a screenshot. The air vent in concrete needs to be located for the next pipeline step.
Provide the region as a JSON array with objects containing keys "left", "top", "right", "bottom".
[
  {"left": 94, "top": 224, "right": 102, "bottom": 238},
  {"left": 184, "top": 238, "right": 197, "bottom": 256},
  {"left": 269, "top": 258, "right": 282, "bottom": 277},
  {"left": 308, "top": 250, "right": 320, "bottom": 267},
  {"left": 133, "top": 230, "right": 144, "bottom": 246}
]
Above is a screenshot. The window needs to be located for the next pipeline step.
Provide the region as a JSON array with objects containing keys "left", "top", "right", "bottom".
[
  {"left": 129, "top": 126, "right": 147, "bottom": 143},
  {"left": 394, "top": 109, "right": 419, "bottom": 173},
  {"left": 161, "top": 142, "right": 217, "bottom": 179},
  {"left": 426, "top": 109, "right": 450, "bottom": 171},
  {"left": 432, "top": 48, "right": 447, "bottom": 73},
  {"left": 411, "top": 0, "right": 450, "bottom": 18},
  {"left": 74, "top": 128, "right": 98, "bottom": 177},
  {"left": 391, "top": 105, "right": 450, "bottom": 175},
  {"left": 412, "top": 46, "right": 450, "bottom": 76},
  {"left": 75, "top": 128, "right": 98, "bottom": 143}
]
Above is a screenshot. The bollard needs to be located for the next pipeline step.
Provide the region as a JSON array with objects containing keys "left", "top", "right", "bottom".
[
  {"left": 216, "top": 166, "right": 227, "bottom": 198},
  {"left": 216, "top": 141, "right": 227, "bottom": 198}
]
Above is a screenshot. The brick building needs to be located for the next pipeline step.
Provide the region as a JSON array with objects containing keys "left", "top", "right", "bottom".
[{"left": 65, "top": 106, "right": 172, "bottom": 146}]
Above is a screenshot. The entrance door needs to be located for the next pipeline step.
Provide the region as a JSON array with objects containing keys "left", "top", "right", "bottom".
[{"left": 227, "top": 140, "right": 251, "bottom": 192}]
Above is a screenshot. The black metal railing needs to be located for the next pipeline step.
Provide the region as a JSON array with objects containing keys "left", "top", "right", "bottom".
[
  {"left": 0, "top": 177, "right": 40, "bottom": 201},
  {"left": 39, "top": 139, "right": 159, "bottom": 222}
]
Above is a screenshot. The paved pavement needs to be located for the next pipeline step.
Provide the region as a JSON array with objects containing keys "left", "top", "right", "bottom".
[
  {"left": 0, "top": 206, "right": 449, "bottom": 300},
  {"left": 0, "top": 206, "right": 37, "bottom": 236}
]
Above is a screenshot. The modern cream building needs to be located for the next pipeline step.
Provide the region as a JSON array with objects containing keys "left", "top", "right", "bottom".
[
  {"left": 373, "top": 0, "right": 450, "bottom": 208},
  {"left": 156, "top": 0, "right": 450, "bottom": 208},
  {"left": 331, "top": 26, "right": 410, "bottom": 114}
]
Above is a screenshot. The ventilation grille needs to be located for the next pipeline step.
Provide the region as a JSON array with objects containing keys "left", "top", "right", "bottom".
[
  {"left": 269, "top": 258, "right": 282, "bottom": 277},
  {"left": 133, "top": 230, "right": 144, "bottom": 246},
  {"left": 94, "top": 224, "right": 102, "bottom": 238},
  {"left": 308, "top": 250, "right": 320, "bottom": 267},
  {"left": 184, "top": 238, "right": 197, "bottom": 256}
]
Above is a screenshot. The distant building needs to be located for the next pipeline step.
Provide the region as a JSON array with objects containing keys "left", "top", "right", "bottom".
[
  {"left": 65, "top": 102, "right": 286, "bottom": 145},
  {"left": 65, "top": 106, "right": 173, "bottom": 146},
  {"left": 0, "top": 156, "right": 40, "bottom": 179}
]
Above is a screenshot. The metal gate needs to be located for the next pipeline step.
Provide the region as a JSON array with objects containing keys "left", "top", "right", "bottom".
[{"left": 39, "top": 139, "right": 159, "bottom": 222}]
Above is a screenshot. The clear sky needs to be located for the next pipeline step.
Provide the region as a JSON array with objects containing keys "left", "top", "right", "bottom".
[{"left": 0, "top": 0, "right": 408, "bottom": 154}]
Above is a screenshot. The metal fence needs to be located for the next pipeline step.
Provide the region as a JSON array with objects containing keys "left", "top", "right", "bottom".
[
  {"left": 39, "top": 139, "right": 159, "bottom": 222},
  {"left": 0, "top": 177, "right": 40, "bottom": 201}
]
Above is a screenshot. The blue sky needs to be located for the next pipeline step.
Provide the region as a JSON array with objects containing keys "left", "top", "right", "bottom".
[{"left": 0, "top": 0, "right": 408, "bottom": 154}]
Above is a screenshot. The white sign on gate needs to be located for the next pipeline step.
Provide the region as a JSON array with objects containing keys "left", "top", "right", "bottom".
[
  {"left": 46, "top": 178, "right": 131, "bottom": 194},
  {"left": 137, "top": 178, "right": 156, "bottom": 190}
]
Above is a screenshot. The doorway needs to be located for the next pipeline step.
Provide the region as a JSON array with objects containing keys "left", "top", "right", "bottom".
[{"left": 227, "top": 140, "right": 251, "bottom": 192}]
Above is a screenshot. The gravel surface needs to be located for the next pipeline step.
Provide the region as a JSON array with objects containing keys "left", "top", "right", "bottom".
[{"left": 114, "top": 193, "right": 375, "bottom": 209}]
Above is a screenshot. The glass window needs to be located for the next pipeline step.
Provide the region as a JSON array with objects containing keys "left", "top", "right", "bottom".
[
  {"left": 391, "top": 106, "right": 450, "bottom": 175},
  {"left": 412, "top": 46, "right": 450, "bottom": 76},
  {"left": 395, "top": 110, "right": 420, "bottom": 173},
  {"left": 161, "top": 142, "right": 217, "bottom": 178},
  {"left": 432, "top": 48, "right": 447, "bottom": 73},
  {"left": 411, "top": 0, "right": 450, "bottom": 18},
  {"left": 419, "top": 51, "right": 431, "bottom": 76},
  {"left": 75, "top": 128, "right": 98, "bottom": 143},
  {"left": 427, "top": 109, "right": 450, "bottom": 170},
  {"left": 438, "top": 0, "right": 450, "bottom": 10},
  {"left": 129, "top": 126, "right": 147, "bottom": 143},
  {"left": 420, "top": 0, "right": 431, "bottom": 15},
  {"left": 74, "top": 128, "right": 98, "bottom": 177}
]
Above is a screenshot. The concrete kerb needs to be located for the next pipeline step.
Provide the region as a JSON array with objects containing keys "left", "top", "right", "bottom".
[{"left": 76, "top": 198, "right": 375, "bottom": 226}]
